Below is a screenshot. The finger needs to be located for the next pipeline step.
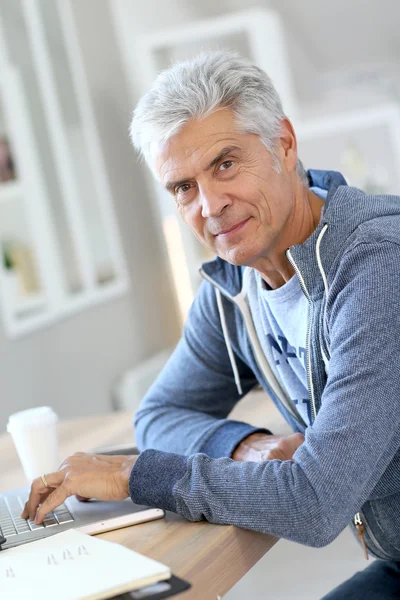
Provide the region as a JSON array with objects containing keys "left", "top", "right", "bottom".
[
  {"left": 24, "top": 471, "right": 64, "bottom": 521},
  {"left": 25, "top": 478, "right": 51, "bottom": 521},
  {"left": 35, "top": 485, "right": 69, "bottom": 524},
  {"left": 261, "top": 448, "right": 286, "bottom": 461},
  {"left": 76, "top": 494, "right": 91, "bottom": 502},
  {"left": 21, "top": 489, "right": 54, "bottom": 520},
  {"left": 21, "top": 501, "right": 29, "bottom": 519},
  {"left": 288, "top": 432, "right": 305, "bottom": 444},
  {"left": 284, "top": 433, "right": 305, "bottom": 456},
  {"left": 269, "top": 434, "right": 305, "bottom": 461}
]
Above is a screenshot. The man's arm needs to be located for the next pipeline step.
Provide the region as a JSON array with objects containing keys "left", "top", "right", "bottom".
[
  {"left": 134, "top": 278, "right": 271, "bottom": 458},
  {"left": 23, "top": 436, "right": 304, "bottom": 523},
  {"left": 128, "top": 240, "right": 400, "bottom": 547}
]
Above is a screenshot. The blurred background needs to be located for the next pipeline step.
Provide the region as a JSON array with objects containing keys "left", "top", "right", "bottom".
[{"left": 1, "top": 0, "right": 400, "bottom": 432}]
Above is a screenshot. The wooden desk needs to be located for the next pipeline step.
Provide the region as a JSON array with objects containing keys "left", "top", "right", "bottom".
[{"left": 0, "top": 398, "right": 281, "bottom": 599}]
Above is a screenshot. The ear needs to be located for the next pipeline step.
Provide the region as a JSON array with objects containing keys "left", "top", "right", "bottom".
[{"left": 278, "top": 118, "right": 298, "bottom": 174}]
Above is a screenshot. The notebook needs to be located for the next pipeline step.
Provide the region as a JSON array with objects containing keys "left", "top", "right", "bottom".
[{"left": 0, "top": 529, "right": 171, "bottom": 600}]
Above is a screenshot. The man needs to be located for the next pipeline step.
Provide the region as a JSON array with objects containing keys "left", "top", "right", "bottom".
[{"left": 23, "top": 52, "right": 400, "bottom": 598}]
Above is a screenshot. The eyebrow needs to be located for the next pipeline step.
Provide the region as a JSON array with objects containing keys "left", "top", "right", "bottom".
[{"left": 165, "top": 146, "right": 240, "bottom": 192}]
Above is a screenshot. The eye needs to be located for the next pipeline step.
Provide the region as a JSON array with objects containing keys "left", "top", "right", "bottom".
[
  {"left": 174, "top": 182, "right": 196, "bottom": 206},
  {"left": 218, "top": 160, "right": 233, "bottom": 171},
  {"left": 176, "top": 183, "right": 192, "bottom": 195}
]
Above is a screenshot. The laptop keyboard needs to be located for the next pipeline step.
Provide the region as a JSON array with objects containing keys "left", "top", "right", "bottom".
[{"left": 0, "top": 494, "right": 74, "bottom": 538}]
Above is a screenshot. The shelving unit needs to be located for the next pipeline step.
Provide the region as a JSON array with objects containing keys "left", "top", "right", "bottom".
[
  {"left": 0, "top": 0, "right": 130, "bottom": 338},
  {"left": 297, "top": 104, "right": 400, "bottom": 193}
]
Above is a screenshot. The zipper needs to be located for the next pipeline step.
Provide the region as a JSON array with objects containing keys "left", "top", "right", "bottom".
[
  {"left": 354, "top": 513, "right": 369, "bottom": 560},
  {"left": 315, "top": 224, "right": 331, "bottom": 364},
  {"left": 354, "top": 511, "right": 393, "bottom": 560},
  {"left": 286, "top": 249, "right": 317, "bottom": 422},
  {"left": 286, "top": 246, "right": 393, "bottom": 562}
]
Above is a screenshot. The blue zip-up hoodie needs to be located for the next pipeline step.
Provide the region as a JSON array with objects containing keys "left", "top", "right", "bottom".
[{"left": 130, "top": 170, "right": 400, "bottom": 561}]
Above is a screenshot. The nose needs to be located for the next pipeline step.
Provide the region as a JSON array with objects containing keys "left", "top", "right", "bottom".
[{"left": 199, "top": 185, "right": 231, "bottom": 218}]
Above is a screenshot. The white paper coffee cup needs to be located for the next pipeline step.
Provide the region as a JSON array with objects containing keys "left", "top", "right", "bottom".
[{"left": 7, "top": 406, "right": 60, "bottom": 482}]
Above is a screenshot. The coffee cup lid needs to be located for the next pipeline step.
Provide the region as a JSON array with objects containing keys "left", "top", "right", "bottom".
[{"left": 7, "top": 406, "right": 58, "bottom": 431}]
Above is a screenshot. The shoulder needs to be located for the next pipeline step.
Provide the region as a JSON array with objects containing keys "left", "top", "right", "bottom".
[
  {"left": 324, "top": 188, "right": 400, "bottom": 278},
  {"left": 200, "top": 256, "right": 244, "bottom": 296},
  {"left": 187, "top": 259, "right": 244, "bottom": 330},
  {"left": 326, "top": 236, "right": 400, "bottom": 324}
]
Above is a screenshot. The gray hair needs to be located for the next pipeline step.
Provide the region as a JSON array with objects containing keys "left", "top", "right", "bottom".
[{"left": 130, "top": 50, "right": 308, "bottom": 185}]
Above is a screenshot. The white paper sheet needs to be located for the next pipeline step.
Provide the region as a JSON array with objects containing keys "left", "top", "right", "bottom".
[{"left": 0, "top": 529, "right": 171, "bottom": 600}]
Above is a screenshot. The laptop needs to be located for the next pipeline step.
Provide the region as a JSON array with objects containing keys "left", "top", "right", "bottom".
[{"left": 0, "top": 444, "right": 165, "bottom": 551}]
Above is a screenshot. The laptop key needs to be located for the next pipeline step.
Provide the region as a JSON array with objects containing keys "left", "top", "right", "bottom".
[
  {"left": 1, "top": 521, "right": 15, "bottom": 531},
  {"left": 55, "top": 507, "right": 73, "bottom": 515},
  {"left": 55, "top": 513, "right": 74, "bottom": 524},
  {"left": 0, "top": 519, "right": 14, "bottom": 528},
  {"left": 54, "top": 507, "right": 74, "bottom": 518},
  {"left": 14, "top": 518, "right": 30, "bottom": 527},
  {"left": 28, "top": 520, "right": 44, "bottom": 530},
  {"left": 43, "top": 517, "right": 58, "bottom": 527}
]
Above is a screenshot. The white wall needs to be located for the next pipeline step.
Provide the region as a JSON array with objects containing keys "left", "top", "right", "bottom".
[
  {"left": 0, "top": 0, "right": 181, "bottom": 431},
  {"left": 111, "top": 0, "right": 400, "bottom": 116},
  {"left": 111, "top": 0, "right": 211, "bottom": 97},
  {"left": 110, "top": 0, "right": 315, "bottom": 110}
]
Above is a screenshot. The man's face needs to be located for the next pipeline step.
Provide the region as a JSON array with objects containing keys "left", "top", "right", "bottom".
[{"left": 153, "top": 109, "right": 297, "bottom": 268}]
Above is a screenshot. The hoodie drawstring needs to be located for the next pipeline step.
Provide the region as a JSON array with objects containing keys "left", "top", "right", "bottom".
[
  {"left": 215, "top": 288, "right": 243, "bottom": 395},
  {"left": 316, "top": 223, "right": 330, "bottom": 364}
]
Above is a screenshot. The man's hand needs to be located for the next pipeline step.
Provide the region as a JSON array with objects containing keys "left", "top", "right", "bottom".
[
  {"left": 231, "top": 432, "right": 305, "bottom": 462},
  {"left": 20, "top": 452, "right": 138, "bottom": 524}
]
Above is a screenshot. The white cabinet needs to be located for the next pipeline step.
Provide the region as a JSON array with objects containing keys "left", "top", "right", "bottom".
[
  {"left": 0, "top": 0, "right": 129, "bottom": 338},
  {"left": 297, "top": 104, "right": 400, "bottom": 194}
]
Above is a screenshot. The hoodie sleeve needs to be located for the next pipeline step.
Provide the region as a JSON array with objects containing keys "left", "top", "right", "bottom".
[
  {"left": 134, "top": 279, "right": 271, "bottom": 459},
  {"left": 130, "top": 240, "right": 400, "bottom": 548}
]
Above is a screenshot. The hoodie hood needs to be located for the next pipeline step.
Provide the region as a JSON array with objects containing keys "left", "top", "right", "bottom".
[{"left": 201, "top": 169, "right": 400, "bottom": 297}]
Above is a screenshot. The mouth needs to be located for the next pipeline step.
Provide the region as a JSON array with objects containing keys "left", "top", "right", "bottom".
[{"left": 215, "top": 217, "right": 251, "bottom": 238}]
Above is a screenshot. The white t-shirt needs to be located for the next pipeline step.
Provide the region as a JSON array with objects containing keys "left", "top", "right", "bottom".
[{"left": 257, "top": 186, "right": 327, "bottom": 426}]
